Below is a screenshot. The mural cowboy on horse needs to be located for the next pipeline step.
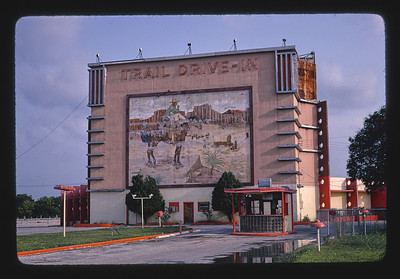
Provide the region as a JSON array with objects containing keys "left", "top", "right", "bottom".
[{"left": 140, "top": 97, "right": 202, "bottom": 166}]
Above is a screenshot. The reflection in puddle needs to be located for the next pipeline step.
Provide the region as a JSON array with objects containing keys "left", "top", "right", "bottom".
[{"left": 213, "top": 239, "right": 314, "bottom": 264}]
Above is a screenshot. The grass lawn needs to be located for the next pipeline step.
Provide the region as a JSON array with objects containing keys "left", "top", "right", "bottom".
[
  {"left": 17, "top": 226, "right": 189, "bottom": 252},
  {"left": 276, "top": 232, "right": 386, "bottom": 263}
]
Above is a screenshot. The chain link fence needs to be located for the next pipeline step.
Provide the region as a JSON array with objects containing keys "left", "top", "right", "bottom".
[{"left": 316, "top": 208, "right": 387, "bottom": 239}]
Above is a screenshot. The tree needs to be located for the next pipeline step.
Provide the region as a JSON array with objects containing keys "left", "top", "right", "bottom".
[
  {"left": 16, "top": 194, "right": 60, "bottom": 218},
  {"left": 33, "top": 196, "right": 60, "bottom": 218},
  {"left": 347, "top": 106, "right": 386, "bottom": 193},
  {"left": 126, "top": 174, "right": 165, "bottom": 223},
  {"left": 211, "top": 172, "right": 242, "bottom": 221},
  {"left": 16, "top": 194, "right": 35, "bottom": 218}
]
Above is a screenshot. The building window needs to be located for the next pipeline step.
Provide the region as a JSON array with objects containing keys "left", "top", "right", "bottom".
[
  {"left": 88, "top": 67, "right": 105, "bottom": 106},
  {"left": 169, "top": 202, "right": 179, "bottom": 212},
  {"left": 198, "top": 202, "right": 210, "bottom": 212},
  {"left": 275, "top": 51, "right": 298, "bottom": 93}
]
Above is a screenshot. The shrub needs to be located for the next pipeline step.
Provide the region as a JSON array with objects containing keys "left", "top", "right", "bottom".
[
  {"left": 126, "top": 174, "right": 165, "bottom": 223},
  {"left": 211, "top": 172, "right": 242, "bottom": 221}
]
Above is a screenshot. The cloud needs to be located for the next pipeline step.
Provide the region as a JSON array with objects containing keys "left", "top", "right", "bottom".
[
  {"left": 15, "top": 94, "right": 88, "bottom": 187},
  {"left": 341, "top": 14, "right": 385, "bottom": 41},
  {"left": 16, "top": 16, "right": 87, "bottom": 109},
  {"left": 368, "top": 14, "right": 385, "bottom": 36},
  {"left": 16, "top": 16, "right": 90, "bottom": 187},
  {"left": 318, "top": 62, "right": 379, "bottom": 112},
  {"left": 317, "top": 58, "right": 384, "bottom": 178},
  {"left": 16, "top": 17, "right": 82, "bottom": 61}
]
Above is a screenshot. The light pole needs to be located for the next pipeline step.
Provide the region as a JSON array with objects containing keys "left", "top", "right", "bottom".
[
  {"left": 132, "top": 194, "right": 153, "bottom": 228},
  {"left": 53, "top": 185, "right": 76, "bottom": 237}
]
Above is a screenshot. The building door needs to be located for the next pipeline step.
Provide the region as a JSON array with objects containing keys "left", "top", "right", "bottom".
[{"left": 184, "top": 202, "right": 194, "bottom": 224}]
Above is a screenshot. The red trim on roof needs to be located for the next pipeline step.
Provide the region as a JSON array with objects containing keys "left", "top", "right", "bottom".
[{"left": 224, "top": 187, "right": 296, "bottom": 194}]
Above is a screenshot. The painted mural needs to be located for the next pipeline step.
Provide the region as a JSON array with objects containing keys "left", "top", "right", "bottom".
[{"left": 128, "top": 89, "right": 252, "bottom": 186}]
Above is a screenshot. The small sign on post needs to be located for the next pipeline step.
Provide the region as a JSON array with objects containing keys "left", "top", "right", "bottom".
[
  {"left": 156, "top": 211, "right": 163, "bottom": 227},
  {"left": 311, "top": 219, "right": 326, "bottom": 251}
]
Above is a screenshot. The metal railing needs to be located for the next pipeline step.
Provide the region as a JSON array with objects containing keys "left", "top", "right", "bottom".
[
  {"left": 316, "top": 208, "right": 387, "bottom": 239},
  {"left": 240, "top": 215, "right": 283, "bottom": 233}
]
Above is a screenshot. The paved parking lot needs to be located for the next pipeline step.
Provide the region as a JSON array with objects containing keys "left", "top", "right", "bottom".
[{"left": 18, "top": 225, "right": 317, "bottom": 265}]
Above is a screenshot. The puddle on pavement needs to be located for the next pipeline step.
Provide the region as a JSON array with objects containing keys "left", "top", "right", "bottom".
[{"left": 213, "top": 239, "right": 315, "bottom": 264}]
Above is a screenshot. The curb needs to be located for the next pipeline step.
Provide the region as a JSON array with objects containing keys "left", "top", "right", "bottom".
[
  {"left": 294, "top": 222, "right": 311, "bottom": 226},
  {"left": 133, "top": 222, "right": 179, "bottom": 226},
  {"left": 73, "top": 223, "right": 121, "bottom": 228},
  {"left": 232, "top": 231, "right": 290, "bottom": 237},
  {"left": 192, "top": 222, "right": 238, "bottom": 225},
  {"left": 18, "top": 229, "right": 195, "bottom": 257},
  {"left": 156, "top": 229, "right": 200, "bottom": 238}
]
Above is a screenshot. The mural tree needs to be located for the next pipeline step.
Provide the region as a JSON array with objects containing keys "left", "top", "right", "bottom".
[
  {"left": 204, "top": 150, "right": 224, "bottom": 175},
  {"left": 211, "top": 171, "right": 242, "bottom": 221},
  {"left": 126, "top": 174, "right": 165, "bottom": 223}
]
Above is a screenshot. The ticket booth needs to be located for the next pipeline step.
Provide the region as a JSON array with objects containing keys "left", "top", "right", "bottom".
[{"left": 225, "top": 187, "right": 296, "bottom": 236}]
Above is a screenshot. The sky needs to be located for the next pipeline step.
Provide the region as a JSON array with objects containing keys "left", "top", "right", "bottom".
[{"left": 15, "top": 14, "right": 386, "bottom": 199}]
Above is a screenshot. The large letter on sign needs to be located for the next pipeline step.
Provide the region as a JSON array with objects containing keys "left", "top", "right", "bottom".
[{"left": 178, "top": 64, "right": 188, "bottom": 76}]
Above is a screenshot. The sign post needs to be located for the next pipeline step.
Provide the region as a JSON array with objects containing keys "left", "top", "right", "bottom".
[
  {"left": 156, "top": 211, "right": 163, "bottom": 227},
  {"left": 361, "top": 207, "right": 369, "bottom": 236}
]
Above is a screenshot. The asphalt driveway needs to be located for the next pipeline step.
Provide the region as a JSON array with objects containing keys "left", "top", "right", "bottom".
[{"left": 18, "top": 225, "right": 317, "bottom": 265}]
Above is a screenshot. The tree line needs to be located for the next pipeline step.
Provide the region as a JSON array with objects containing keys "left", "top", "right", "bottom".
[{"left": 16, "top": 194, "right": 60, "bottom": 218}]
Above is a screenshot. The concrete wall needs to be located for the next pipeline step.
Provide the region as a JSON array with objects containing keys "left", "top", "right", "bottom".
[
  {"left": 87, "top": 47, "right": 321, "bottom": 223},
  {"left": 90, "top": 192, "right": 127, "bottom": 224},
  {"left": 296, "top": 185, "right": 319, "bottom": 221},
  {"left": 331, "top": 192, "right": 347, "bottom": 209},
  {"left": 330, "top": 177, "right": 372, "bottom": 210},
  {"left": 89, "top": 51, "right": 307, "bottom": 191},
  {"left": 127, "top": 187, "right": 229, "bottom": 224}
]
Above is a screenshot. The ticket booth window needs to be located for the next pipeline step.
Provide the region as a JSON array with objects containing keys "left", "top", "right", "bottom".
[{"left": 251, "top": 200, "right": 260, "bottom": 215}]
